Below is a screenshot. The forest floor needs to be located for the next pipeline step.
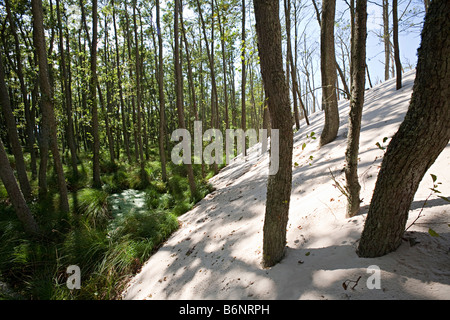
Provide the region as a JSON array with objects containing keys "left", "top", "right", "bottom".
[{"left": 121, "top": 70, "right": 450, "bottom": 300}]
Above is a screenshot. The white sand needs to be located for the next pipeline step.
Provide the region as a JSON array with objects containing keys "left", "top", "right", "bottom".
[{"left": 122, "top": 70, "right": 450, "bottom": 300}]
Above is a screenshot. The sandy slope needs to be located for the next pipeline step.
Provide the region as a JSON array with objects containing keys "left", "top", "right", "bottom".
[{"left": 122, "top": 70, "right": 450, "bottom": 300}]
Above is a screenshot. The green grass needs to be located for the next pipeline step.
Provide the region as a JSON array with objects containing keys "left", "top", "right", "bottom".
[{"left": 0, "top": 152, "right": 216, "bottom": 300}]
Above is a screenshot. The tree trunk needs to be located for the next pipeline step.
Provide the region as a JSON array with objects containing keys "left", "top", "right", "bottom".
[
  {"left": 344, "top": 0, "right": 367, "bottom": 218},
  {"left": 284, "top": 0, "right": 300, "bottom": 131},
  {"left": 32, "top": 0, "right": 70, "bottom": 213},
  {"left": 253, "top": 0, "right": 293, "bottom": 268},
  {"left": 5, "top": 0, "right": 38, "bottom": 182},
  {"left": 156, "top": 0, "right": 167, "bottom": 182},
  {"left": 175, "top": 0, "right": 197, "bottom": 197},
  {"left": 319, "top": 0, "right": 339, "bottom": 147},
  {"left": 358, "top": 0, "right": 450, "bottom": 257},
  {"left": 393, "top": 0, "right": 402, "bottom": 89},
  {"left": 241, "top": 0, "right": 247, "bottom": 157},
  {"left": 0, "top": 138, "right": 39, "bottom": 235},
  {"left": 112, "top": 0, "right": 132, "bottom": 163},
  {"left": 90, "top": 0, "right": 101, "bottom": 188},
  {"left": 56, "top": 0, "right": 78, "bottom": 178},
  {"left": 133, "top": 2, "right": 145, "bottom": 174},
  {"left": 0, "top": 48, "right": 32, "bottom": 202},
  {"left": 383, "top": 0, "right": 390, "bottom": 81}
]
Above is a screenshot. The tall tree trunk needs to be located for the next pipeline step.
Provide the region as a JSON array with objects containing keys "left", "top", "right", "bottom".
[
  {"left": 103, "top": 16, "right": 116, "bottom": 164},
  {"left": 175, "top": 0, "right": 197, "bottom": 197},
  {"left": 241, "top": 0, "right": 247, "bottom": 156},
  {"left": 5, "top": 0, "right": 38, "bottom": 181},
  {"left": 284, "top": 0, "right": 300, "bottom": 131},
  {"left": 32, "top": 0, "right": 70, "bottom": 213},
  {"left": 90, "top": 0, "right": 101, "bottom": 188},
  {"left": 383, "top": 0, "right": 390, "bottom": 81},
  {"left": 254, "top": 0, "right": 294, "bottom": 268},
  {"left": 0, "top": 48, "right": 32, "bottom": 202},
  {"left": 56, "top": 0, "right": 78, "bottom": 178},
  {"left": 319, "top": 0, "right": 339, "bottom": 147},
  {"left": 216, "top": 0, "right": 229, "bottom": 129},
  {"left": 358, "top": 0, "right": 450, "bottom": 257},
  {"left": 344, "top": 0, "right": 367, "bottom": 218},
  {"left": 133, "top": 1, "right": 145, "bottom": 174},
  {"left": 156, "top": 0, "right": 167, "bottom": 182},
  {"left": 393, "top": 0, "right": 402, "bottom": 89},
  {"left": 0, "top": 137, "right": 39, "bottom": 235},
  {"left": 196, "top": 0, "right": 219, "bottom": 173},
  {"left": 112, "top": 0, "right": 131, "bottom": 163}
]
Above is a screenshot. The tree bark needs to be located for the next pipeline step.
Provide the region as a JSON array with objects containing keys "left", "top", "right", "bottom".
[
  {"left": 175, "top": 0, "right": 197, "bottom": 197},
  {"left": 319, "top": 0, "right": 339, "bottom": 147},
  {"left": 112, "top": 0, "right": 132, "bottom": 163},
  {"left": 32, "top": 0, "right": 70, "bottom": 213},
  {"left": 0, "top": 47, "right": 32, "bottom": 202},
  {"left": 383, "top": 0, "right": 390, "bottom": 81},
  {"left": 56, "top": 0, "right": 78, "bottom": 178},
  {"left": 241, "top": 0, "right": 247, "bottom": 156},
  {"left": 90, "top": 0, "right": 101, "bottom": 188},
  {"left": 156, "top": 0, "right": 167, "bottom": 182},
  {"left": 253, "top": 0, "right": 293, "bottom": 268},
  {"left": 0, "top": 137, "right": 39, "bottom": 235},
  {"left": 358, "top": 0, "right": 450, "bottom": 257},
  {"left": 393, "top": 0, "right": 402, "bottom": 89},
  {"left": 345, "top": 0, "right": 367, "bottom": 218}
]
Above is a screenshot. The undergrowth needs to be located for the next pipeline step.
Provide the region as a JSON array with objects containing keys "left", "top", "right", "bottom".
[{"left": 0, "top": 151, "right": 215, "bottom": 300}]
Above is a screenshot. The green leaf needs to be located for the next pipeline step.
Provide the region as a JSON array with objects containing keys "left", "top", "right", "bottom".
[
  {"left": 428, "top": 228, "right": 440, "bottom": 237},
  {"left": 302, "top": 143, "right": 306, "bottom": 150},
  {"left": 438, "top": 196, "right": 450, "bottom": 202},
  {"left": 431, "top": 174, "right": 437, "bottom": 183},
  {"left": 294, "top": 162, "right": 299, "bottom": 167},
  {"left": 305, "top": 252, "right": 310, "bottom": 256},
  {"left": 383, "top": 137, "right": 389, "bottom": 143}
]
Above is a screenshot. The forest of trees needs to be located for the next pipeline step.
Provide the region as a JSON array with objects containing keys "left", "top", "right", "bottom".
[{"left": 0, "top": 0, "right": 447, "bottom": 300}]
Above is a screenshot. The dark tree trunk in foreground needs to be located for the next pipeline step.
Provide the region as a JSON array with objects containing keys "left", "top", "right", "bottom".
[
  {"left": 254, "top": 0, "right": 293, "bottom": 268},
  {"left": 0, "top": 138, "right": 39, "bottom": 235},
  {"left": 32, "top": 0, "right": 70, "bottom": 213},
  {"left": 345, "top": 0, "right": 367, "bottom": 218},
  {"left": 319, "top": 0, "right": 339, "bottom": 147},
  {"left": 358, "top": 0, "right": 450, "bottom": 257}
]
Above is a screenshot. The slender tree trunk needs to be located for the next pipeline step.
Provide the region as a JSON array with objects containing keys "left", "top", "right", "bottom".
[
  {"left": 56, "top": 0, "right": 78, "bottom": 178},
  {"left": 5, "top": 0, "right": 38, "bottom": 181},
  {"left": 32, "top": 0, "right": 70, "bottom": 213},
  {"left": 383, "top": 0, "right": 390, "bottom": 81},
  {"left": 175, "top": 0, "right": 197, "bottom": 197},
  {"left": 345, "top": 0, "right": 367, "bottom": 218},
  {"left": 0, "top": 48, "right": 32, "bottom": 202},
  {"left": 393, "top": 0, "right": 402, "bottom": 89},
  {"left": 319, "top": 0, "right": 339, "bottom": 147},
  {"left": 156, "top": 0, "right": 167, "bottom": 182},
  {"left": 254, "top": 0, "right": 294, "bottom": 268},
  {"left": 358, "top": 0, "right": 450, "bottom": 257},
  {"left": 0, "top": 138, "right": 39, "bottom": 235},
  {"left": 216, "top": 0, "right": 229, "bottom": 129},
  {"left": 284, "top": 0, "right": 300, "bottom": 131},
  {"left": 112, "top": 0, "right": 131, "bottom": 163},
  {"left": 241, "top": 0, "right": 247, "bottom": 156},
  {"left": 133, "top": 2, "right": 145, "bottom": 174},
  {"left": 103, "top": 16, "right": 115, "bottom": 164},
  {"left": 90, "top": 0, "right": 101, "bottom": 188}
]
